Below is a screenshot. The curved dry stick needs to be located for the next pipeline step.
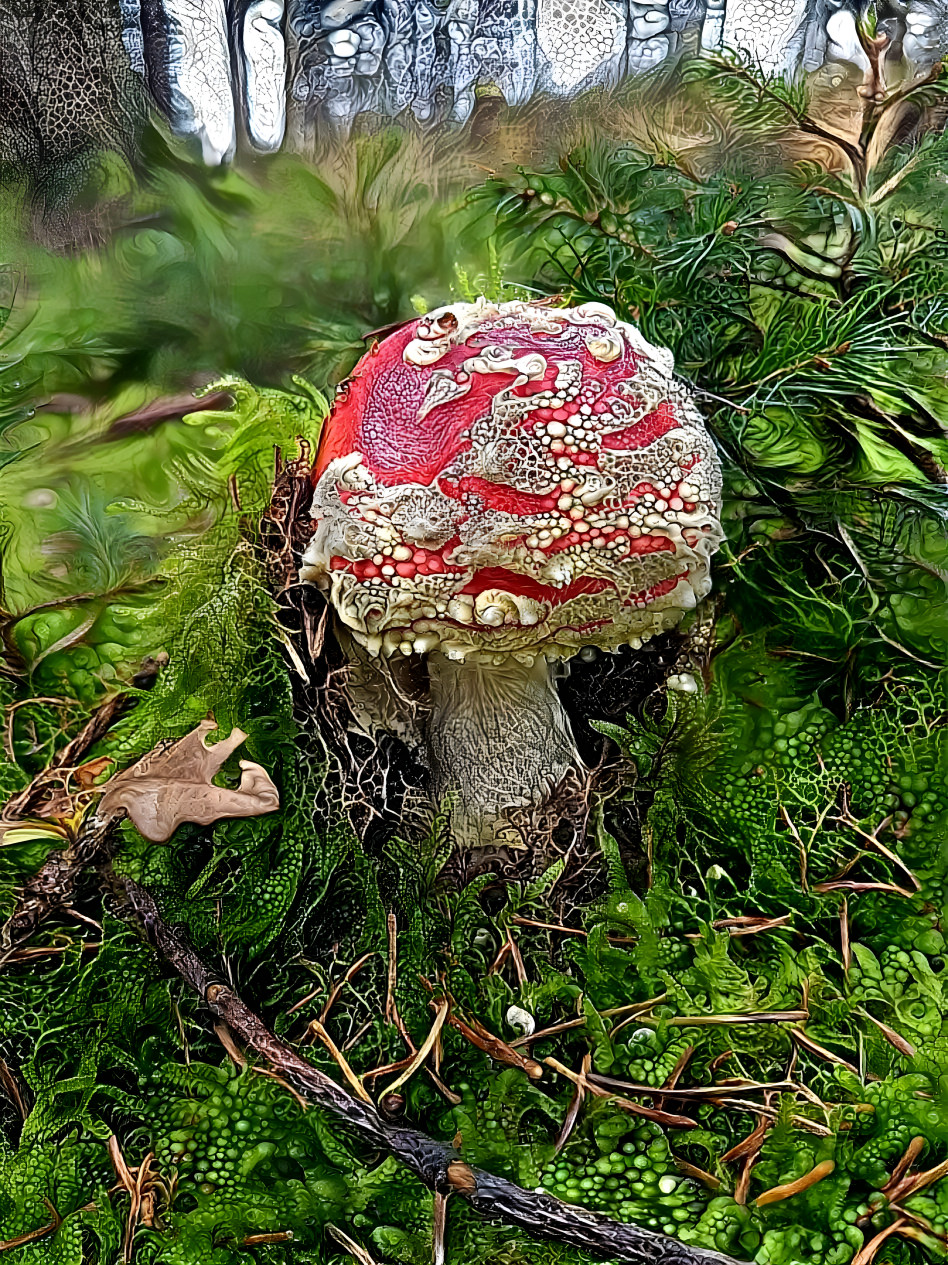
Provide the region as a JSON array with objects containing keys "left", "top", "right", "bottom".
[
  {"left": 102, "top": 869, "right": 744, "bottom": 1265},
  {"left": 0, "top": 816, "right": 120, "bottom": 961}
]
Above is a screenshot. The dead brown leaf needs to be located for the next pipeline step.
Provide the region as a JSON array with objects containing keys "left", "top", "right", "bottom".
[
  {"left": 98, "top": 719, "right": 279, "bottom": 842},
  {"left": 75, "top": 757, "right": 114, "bottom": 790}
]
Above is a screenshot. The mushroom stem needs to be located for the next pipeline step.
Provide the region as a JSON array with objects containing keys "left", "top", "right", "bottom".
[{"left": 424, "top": 652, "right": 580, "bottom": 845}]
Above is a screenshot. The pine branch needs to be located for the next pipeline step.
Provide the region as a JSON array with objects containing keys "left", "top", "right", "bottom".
[
  {"left": 859, "top": 59, "right": 945, "bottom": 164},
  {"left": 690, "top": 56, "right": 865, "bottom": 180}
]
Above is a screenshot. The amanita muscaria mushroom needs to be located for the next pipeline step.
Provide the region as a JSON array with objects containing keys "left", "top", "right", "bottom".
[{"left": 301, "top": 298, "right": 722, "bottom": 844}]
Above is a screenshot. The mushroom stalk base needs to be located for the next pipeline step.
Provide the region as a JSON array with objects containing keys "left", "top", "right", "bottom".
[{"left": 424, "top": 652, "right": 581, "bottom": 846}]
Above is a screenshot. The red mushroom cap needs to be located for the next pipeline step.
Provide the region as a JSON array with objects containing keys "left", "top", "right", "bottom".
[{"left": 302, "top": 298, "right": 722, "bottom": 662}]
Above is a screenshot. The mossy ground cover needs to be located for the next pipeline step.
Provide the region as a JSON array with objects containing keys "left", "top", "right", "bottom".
[{"left": 3, "top": 54, "right": 948, "bottom": 1265}]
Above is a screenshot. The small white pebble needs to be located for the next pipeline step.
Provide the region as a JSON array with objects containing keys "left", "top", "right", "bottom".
[{"left": 506, "top": 1005, "right": 535, "bottom": 1036}]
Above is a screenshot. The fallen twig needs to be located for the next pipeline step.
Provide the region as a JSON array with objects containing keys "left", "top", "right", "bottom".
[
  {"left": 587, "top": 1075, "right": 796, "bottom": 1101},
  {"left": 107, "top": 1134, "right": 157, "bottom": 1262},
  {"left": 734, "top": 1150, "right": 758, "bottom": 1208},
  {"left": 888, "top": 1217, "right": 948, "bottom": 1252},
  {"left": 857, "top": 1009, "right": 916, "bottom": 1058},
  {"left": 813, "top": 880, "right": 914, "bottom": 898},
  {"left": 215, "top": 1021, "right": 247, "bottom": 1070},
  {"left": 319, "top": 952, "right": 376, "bottom": 1024},
  {"left": 711, "top": 915, "right": 792, "bottom": 936},
  {"left": 0, "top": 815, "right": 121, "bottom": 962},
  {"left": 837, "top": 809, "right": 919, "bottom": 891},
  {"left": 510, "top": 1016, "right": 587, "bottom": 1047},
  {"left": 432, "top": 1190, "right": 449, "bottom": 1265},
  {"left": 662, "top": 1012, "right": 808, "bottom": 1027},
  {"left": 720, "top": 1117, "right": 769, "bottom": 1167},
  {"left": 384, "top": 1000, "right": 450, "bottom": 1096},
  {"left": 673, "top": 1158, "right": 721, "bottom": 1190},
  {"left": 851, "top": 1217, "right": 907, "bottom": 1265},
  {"left": 511, "top": 915, "right": 588, "bottom": 937},
  {"left": 103, "top": 869, "right": 739, "bottom": 1265},
  {"left": 709, "top": 1098, "right": 832, "bottom": 1137},
  {"left": 327, "top": 1224, "right": 378, "bottom": 1265},
  {"left": 487, "top": 938, "right": 511, "bottom": 975},
  {"left": 509, "top": 914, "right": 635, "bottom": 944},
  {"left": 107, "top": 1134, "right": 136, "bottom": 1193},
  {"left": 385, "top": 912, "right": 397, "bottom": 1024},
  {"left": 507, "top": 932, "right": 527, "bottom": 987},
  {"left": 343, "top": 1020, "right": 373, "bottom": 1053},
  {"left": 1, "top": 940, "right": 100, "bottom": 962},
  {"left": 789, "top": 1028, "right": 859, "bottom": 1076},
  {"left": 655, "top": 1044, "right": 694, "bottom": 1114},
  {"left": 731, "top": 1098, "right": 773, "bottom": 1207},
  {"left": 780, "top": 806, "right": 809, "bottom": 893},
  {"left": 306, "top": 1019, "right": 374, "bottom": 1103},
  {"left": 885, "top": 1154, "right": 948, "bottom": 1204},
  {"left": 0, "top": 1057, "right": 27, "bottom": 1119},
  {"left": 881, "top": 1137, "right": 927, "bottom": 1199},
  {"left": 608, "top": 995, "right": 669, "bottom": 1038},
  {"left": 709, "top": 1050, "right": 732, "bottom": 1076}
]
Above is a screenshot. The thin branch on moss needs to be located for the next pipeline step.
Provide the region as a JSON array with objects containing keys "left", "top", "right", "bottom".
[
  {"left": 101, "top": 867, "right": 743, "bottom": 1265},
  {"left": 0, "top": 814, "right": 120, "bottom": 963}
]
